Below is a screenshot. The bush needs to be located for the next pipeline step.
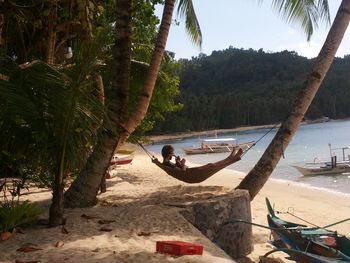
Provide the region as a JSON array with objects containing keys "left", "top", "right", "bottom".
[{"left": 0, "top": 201, "right": 42, "bottom": 233}]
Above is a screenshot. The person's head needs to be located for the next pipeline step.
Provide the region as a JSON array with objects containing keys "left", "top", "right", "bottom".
[{"left": 161, "top": 145, "right": 174, "bottom": 159}]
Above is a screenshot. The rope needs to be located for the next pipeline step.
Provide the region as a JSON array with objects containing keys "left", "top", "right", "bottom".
[
  {"left": 239, "top": 123, "right": 280, "bottom": 158},
  {"left": 128, "top": 137, "right": 155, "bottom": 160},
  {"left": 213, "top": 219, "right": 285, "bottom": 243},
  {"left": 276, "top": 209, "right": 350, "bottom": 230},
  {"left": 254, "top": 124, "right": 279, "bottom": 145}
]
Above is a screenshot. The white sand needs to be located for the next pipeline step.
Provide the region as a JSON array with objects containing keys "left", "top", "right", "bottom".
[{"left": 1, "top": 145, "right": 349, "bottom": 263}]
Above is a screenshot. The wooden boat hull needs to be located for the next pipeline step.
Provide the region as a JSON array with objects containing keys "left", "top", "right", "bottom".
[
  {"left": 183, "top": 141, "right": 255, "bottom": 155},
  {"left": 110, "top": 154, "right": 134, "bottom": 166},
  {"left": 115, "top": 149, "right": 135, "bottom": 155},
  {"left": 265, "top": 198, "right": 350, "bottom": 262},
  {"left": 292, "top": 164, "right": 350, "bottom": 176}
]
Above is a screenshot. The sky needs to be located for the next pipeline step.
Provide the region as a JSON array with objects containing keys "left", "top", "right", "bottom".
[{"left": 156, "top": 0, "right": 350, "bottom": 60}]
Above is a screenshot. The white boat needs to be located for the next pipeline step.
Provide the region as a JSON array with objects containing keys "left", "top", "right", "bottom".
[
  {"left": 183, "top": 138, "right": 255, "bottom": 155},
  {"left": 292, "top": 145, "right": 350, "bottom": 176}
]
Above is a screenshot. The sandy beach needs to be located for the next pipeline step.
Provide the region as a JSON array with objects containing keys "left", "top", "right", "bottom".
[{"left": 1, "top": 145, "right": 349, "bottom": 263}]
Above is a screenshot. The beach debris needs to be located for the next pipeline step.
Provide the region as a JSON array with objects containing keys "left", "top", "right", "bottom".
[
  {"left": 61, "top": 226, "right": 69, "bottom": 234},
  {"left": 92, "top": 248, "right": 101, "bottom": 252},
  {"left": 81, "top": 214, "right": 100, "bottom": 220},
  {"left": 16, "top": 246, "right": 42, "bottom": 253},
  {"left": 137, "top": 231, "right": 151, "bottom": 237},
  {"left": 0, "top": 231, "right": 12, "bottom": 241},
  {"left": 99, "top": 200, "right": 111, "bottom": 206},
  {"left": 156, "top": 241, "right": 203, "bottom": 256},
  {"left": 97, "top": 219, "right": 115, "bottom": 224},
  {"left": 99, "top": 227, "right": 113, "bottom": 232},
  {"left": 54, "top": 241, "right": 64, "bottom": 248},
  {"left": 15, "top": 260, "right": 40, "bottom": 263},
  {"left": 13, "top": 227, "right": 25, "bottom": 234}
]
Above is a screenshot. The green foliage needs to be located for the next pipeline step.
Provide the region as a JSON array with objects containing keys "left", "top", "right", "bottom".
[
  {"left": 0, "top": 201, "right": 42, "bottom": 232},
  {"left": 270, "top": 0, "right": 330, "bottom": 40},
  {"left": 0, "top": 45, "right": 104, "bottom": 187},
  {"left": 153, "top": 48, "right": 350, "bottom": 133}
]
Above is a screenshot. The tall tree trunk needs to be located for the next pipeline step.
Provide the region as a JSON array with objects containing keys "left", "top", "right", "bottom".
[
  {"left": 64, "top": 0, "right": 176, "bottom": 207},
  {"left": 49, "top": 182, "right": 65, "bottom": 226},
  {"left": 0, "top": 1, "right": 4, "bottom": 46},
  {"left": 118, "top": 0, "right": 176, "bottom": 146},
  {"left": 46, "top": 0, "right": 63, "bottom": 227},
  {"left": 236, "top": 0, "right": 350, "bottom": 200},
  {"left": 64, "top": 0, "right": 132, "bottom": 207},
  {"left": 46, "top": 0, "right": 58, "bottom": 64}
]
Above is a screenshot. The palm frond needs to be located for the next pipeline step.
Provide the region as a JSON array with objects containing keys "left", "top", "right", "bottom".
[
  {"left": 271, "top": 0, "right": 330, "bottom": 41},
  {"left": 0, "top": 50, "right": 104, "bottom": 184},
  {"left": 176, "top": 0, "right": 202, "bottom": 48}
]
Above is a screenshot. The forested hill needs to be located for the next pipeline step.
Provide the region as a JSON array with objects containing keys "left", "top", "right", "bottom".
[{"left": 154, "top": 48, "right": 350, "bottom": 133}]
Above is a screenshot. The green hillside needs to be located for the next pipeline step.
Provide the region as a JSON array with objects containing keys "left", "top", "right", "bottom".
[{"left": 154, "top": 48, "right": 350, "bottom": 133}]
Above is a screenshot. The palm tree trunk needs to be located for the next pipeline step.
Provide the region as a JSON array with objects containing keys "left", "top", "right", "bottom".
[
  {"left": 118, "top": 0, "right": 176, "bottom": 145},
  {"left": 0, "top": 8, "right": 4, "bottom": 46},
  {"left": 236, "top": 0, "right": 350, "bottom": 200},
  {"left": 49, "top": 182, "right": 64, "bottom": 227},
  {"left": 46, "top": 0, "right": 58, "bottom": 64},
  {"left": 64, "top": 0, "right": 132, "bottom": 207}
]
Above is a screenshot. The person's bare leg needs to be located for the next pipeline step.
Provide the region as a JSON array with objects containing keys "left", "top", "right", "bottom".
[{"left": 200, "top": 148, "right": 243, "bottom": 169}]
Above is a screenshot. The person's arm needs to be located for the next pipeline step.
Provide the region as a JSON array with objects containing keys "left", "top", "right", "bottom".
[{"left": 175, "top": 156, "right": 187, "bottom": 170}]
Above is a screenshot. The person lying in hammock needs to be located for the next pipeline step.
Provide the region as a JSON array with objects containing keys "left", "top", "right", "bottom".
[
  {"left": 161, "top": 144, "right": 243, "bottom": 171},
  {"left": 161, "top": 145, "right": 187, "bottom": 170}
]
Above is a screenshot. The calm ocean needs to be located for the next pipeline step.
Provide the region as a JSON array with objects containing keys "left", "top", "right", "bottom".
[{"left": 146, "top": 119, "right": 350, "bottom": 195}]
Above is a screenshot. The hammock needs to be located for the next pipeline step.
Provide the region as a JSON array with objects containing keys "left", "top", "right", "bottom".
[
  {"left": 151, "top": 150, "right": 242, "bottom": 183},
  {"left": 134, "top": 123, "right": 280, "bottom": 184}
]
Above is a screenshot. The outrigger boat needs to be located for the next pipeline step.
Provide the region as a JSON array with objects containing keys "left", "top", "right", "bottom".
[
  {"left": 183, "top": 138, "right": 255, "bottom": 155},
  {"left": 292, "top": 145, "right": 350, "bottom": 176},
  {"left": 262, "top": 198, "right": 350, "bottom": 262}
]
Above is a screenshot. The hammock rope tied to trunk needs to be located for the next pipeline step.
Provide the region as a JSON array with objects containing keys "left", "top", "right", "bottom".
[{"left": 137, "top": 142, "right": 245, "bottom": 184}]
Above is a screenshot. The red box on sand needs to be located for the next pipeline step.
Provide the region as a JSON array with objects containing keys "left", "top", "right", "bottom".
[{"left": 156, "top": 241, "right": 203, "bottom": 256}]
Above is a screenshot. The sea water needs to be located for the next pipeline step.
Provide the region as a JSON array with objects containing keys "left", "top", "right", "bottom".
[{"left": 146, "top": 119, "right": 350, "bottom": 195}]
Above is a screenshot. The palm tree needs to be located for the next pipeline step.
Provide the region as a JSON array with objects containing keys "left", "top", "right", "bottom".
[
  {"left": 64, "top": 0, "right": 332, "bottom": 207},
  {"left": 64, "top": 0, "right": 133, "bottom": 207},
  {"left": 65, "top": 0, "right": 187, "bottom": 207},
  {"left": 237, "top": 0, "right": 350, "bottom": 200}
]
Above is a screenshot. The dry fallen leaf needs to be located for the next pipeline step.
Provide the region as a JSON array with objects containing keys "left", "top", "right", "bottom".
[
  {"left": 137, "top": 231, "right": 151, "bottom": 237},
  {"left": 16, "top": 246, "right": 42, "bottom": 253},
  {"left": 55, "top": 241, "right": 64, "bottom": 248},
  {"left": 100, "top": 200, "right": 111, "bottom": 206},
  {"left": 15, "top": 260, "right": 40, "bottom": 263},
  {"left": 81, "top": 214, "right": 100, "bottom": 220},
  {"left": 99, "top": 227, "right": 113, "bottom": 232},
  {"left": 0, "top": 231, "right": 12, "bottom": 241},
  {"left": 61, "top": 226, "right": 69, "bottom": 234},
  {"left": 97, "top": 219, "right": 115, "bottom": 224}
]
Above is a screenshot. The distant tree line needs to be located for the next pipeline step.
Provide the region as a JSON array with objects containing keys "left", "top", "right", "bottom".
[{"left": 152, "top": 48, "right": 350, "bottom": 133}]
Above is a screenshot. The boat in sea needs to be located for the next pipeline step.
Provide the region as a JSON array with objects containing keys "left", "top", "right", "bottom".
[
  {"left": 292, "top": 145, "right": 350, "bottom": 176},
  {"left": 183, "top": 138, "right": 255, "bottom": 155},
  {"left": 262, "top": 198, "right": 350, "bottom": 262}
]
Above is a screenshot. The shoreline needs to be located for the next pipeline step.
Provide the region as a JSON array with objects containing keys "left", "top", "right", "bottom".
[
  {"left": 269, "top": 177, "right": 350, "bottom": 197},
  {"left": 147, "top": 123, "right": 280, "bottom": 143},
  {"left": 147, "top": 118, "right": 350, "bottom": 143}
]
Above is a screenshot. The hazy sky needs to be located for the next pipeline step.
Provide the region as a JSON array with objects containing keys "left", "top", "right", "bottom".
[{"left": 156, "top": 0, "right": 350, "bottom": 59}]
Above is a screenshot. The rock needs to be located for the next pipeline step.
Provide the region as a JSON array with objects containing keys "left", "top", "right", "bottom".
[{"left": 180, "top": 189, "right": 253, "bottom": 259}]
